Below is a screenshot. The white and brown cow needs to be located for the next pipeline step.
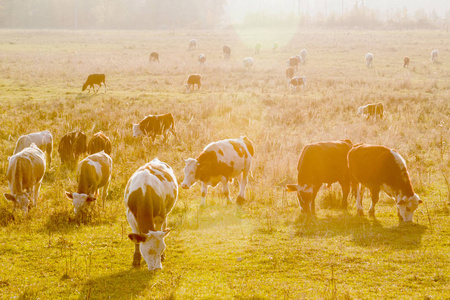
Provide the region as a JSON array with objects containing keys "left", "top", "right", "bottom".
[
  {"left": 181, "top": 136, "right": 254, "bottom": 206},
  {"left": 288, "top": 56, "right": 301, "bottom": 69},
  {"left": 348, "top": 144, "right": 422, "bottom": 222},
  {"left": 289, "top": 76, "right": 307, "bottom": 91},
  {"left": 65, "top": 151, "right": 112, "bottom": 216},
  {"left": 132, "top": 113, "right": 178, "bottom": 143},
  {"left": 185, "top": 74, "right": 201, "bottom": 92},
  {"left": 286, "top": 140, "right": 353, "bottom": 215},
  {"left": 124, "top": 158, "right": 177, "bottom": 270},
  {"left": 4, "top": 143, "right": 46, "bottom": 214},
  {"left": 358, "top": 102, "right": 384, "bottom": 120},
  {"left": 14, "top": 130, "right": 53, "bottom": 167}
]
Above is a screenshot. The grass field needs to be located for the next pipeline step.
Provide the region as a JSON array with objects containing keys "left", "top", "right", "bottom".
[{"left": 0, "top": 28, "right": 449, "bottom": 299}]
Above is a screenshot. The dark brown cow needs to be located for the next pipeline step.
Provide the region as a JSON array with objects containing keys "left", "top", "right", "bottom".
[
  {"left": 149, "top": 52, "right": 159, "bottom": 62},
  {"left": 87, "top": 131, "right": 112, "bottom": 155},
  {"left": 132, "top": 113, "right": 178, "bottom": 143},
  {"left": 288, "top": 56, "right": 301, "bottom": 69},
  {"left": 58, "top": 130, "right": 87, "bottom": 167},
  {"left": 223, "top": 45, "right": 231, "bottom": 60},
  {"left": 348, "top": 144, "right": 422, "bottom": 222},
  {"left": 358, "top": 102, "right": 384, "bottom": 120},
  {"left": 185, "top": 74, "right": 201, "bottom": 92},
  {"left": 82, "top": 74, "right": 106, "bottom": 93},
  {"left": 403, "top": 56, "right": 410, "bottom": 68},
  {"left": 286, "top": 67, "right": 295, "bottom": 79},
  {"left": 286, "top": 140, "right": 353, "bottom": 215}
]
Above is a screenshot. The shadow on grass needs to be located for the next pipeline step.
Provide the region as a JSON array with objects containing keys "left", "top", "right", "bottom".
[
  {"left": 293, "top": 211, "right": 427, "bottom": 250},
  {"left": 78, "top": 268, "right": 153, "bottom": 300}
]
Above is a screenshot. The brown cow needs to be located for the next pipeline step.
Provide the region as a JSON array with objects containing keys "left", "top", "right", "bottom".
[
  {"left": 288, "top": 56, "right": 301, "bottom": 69},
  {"left": 185, "top": 74, "right": 201, "bottom": 92},
  {"left": 88, "top": 132, "right": 112, "bottom": 155},
  {"left": 132, "top": 113, "right": 178, "bottom": 143},
  {"left": 286, "top": 140, "right": 353, "bottom": 215},
  {"left": 348, "top": 144, "right": 422, "bottom": 222},
  {"left": 223, "top": 45, "right": 231, "bottom": 60},
  {"left": 82, "top": 74, "right": 106, "bottom": 93},
  {"left": 149, "top": 52, "right": 159, "bottom": 62},
  {"left": 58, "top": 130, "right": 87, "bottom": 167},
  {"left": 358, "top": 102, "right": 384, "bottom": 120},
  {"left": 286, "top": 67, "right": 295, "bottom": 79},
  {"left": 403, "top": 56, "right": 410, "bottom": 68}
]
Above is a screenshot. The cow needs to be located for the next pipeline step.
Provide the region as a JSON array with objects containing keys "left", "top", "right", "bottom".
[
  {"left": 58, "top": 130, "right": 87, "bottom": 167},
  {"left": 198, "top": 54, "right": 206, "bottom": 64},
  {"left": 181, "top": 136, "right": 254, "bottom": 207},
  {"left": 358, "top": 102, "right": 384, "bottom": 120},
  {"left": 299, "top": 49, "right": 307, "bottom": 63},
  {"left": 243, "top": 57, "right": 254, "bottom": 71},
  {"left": 289, "top": 76, "right": 307, "bottom": 91},
  {"left": 149, "top": 52, "right": 159, "bottom": 62},
  {"left": 286, "top": 140, "right": 353, "bottom": 215},
  {"left": 288, "top": 56, "right": 301, "bottom": 69},
  {"left": 13, "top": 130, "right": 53, "bottom": 168},
  {"left": 87, "top": 131, "right": 112, "bottom": 155},
  {"left": 132, "top": 113, "right": 178, "bottom": 143},
  {"left": 82, "top": 74, "right": 106, "bottom": 93},
  {"left": 403, "top": 56, "right": 410, "bottom": 68},
  {"left": 223, "top": 45, "right": 231, "bottom": 60},
  {"left": 124, "top": 158, "right": 177, "bottom": 270},
  {"left": 272, "top": 42, "right": 278, "bottom": 52},
  {"left": 65, "top": 151, "right": 112, "bottom": 216},
  {"left": 365, "top": 53, "right": 374, "bottom": 68},
  {"left": 286, "top": 67, "right": 295, "bottom": 79},
  {"left": 188, "top": 39, "right": 197, "bottom": 51},
  {"left": 255, "top": 42, "right": 261, "bottom": 54},
  {"left": 431, "top": 50, "right": 438, "bottom": 63},
  {"left": 348, "top": 144, "right": 422, "bottom": 222},
  {"left": 4, "top": 143, "right": 46, "bottom": 214},
  {"left": 185, "top": 74, "right": 201, "bottom": 92}
]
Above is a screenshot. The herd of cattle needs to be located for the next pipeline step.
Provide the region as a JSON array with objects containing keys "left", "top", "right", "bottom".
[{"left": 4, "top": 39, "right": 436, "bottom": 271}]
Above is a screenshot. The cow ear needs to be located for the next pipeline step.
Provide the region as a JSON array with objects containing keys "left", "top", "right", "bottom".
[
  {"left": 86, "top": 196, "right": 96, "bottom": 202},
  {"left": 65, "top": 192, "right": 73, "bottom": 200},
  {"left": 286, "top": 184, "right": 299, "bottom": 192},
  {"left": 4, "top": 193, "right": 16, "bottom": 202},
  {"left": 128, "top": 233, "right": 147, "bottom": 244}
]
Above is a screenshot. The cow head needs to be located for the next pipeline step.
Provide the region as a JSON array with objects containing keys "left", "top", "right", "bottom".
[
  {"left": 181, "top": 158, "right": 198, "bottom": 189},
  {"left": 132, "top": 124, "right": 143, "bottom": 138},
  {"left": 128, "top": 229, "right": 170, "bottom": 271},
  {"left": 65, "top": 192, "right": 96, "bottom": 215},
  {"left": 82, "top": 82, "right": 88, "bottom": 91},
  {"left": 286, "top": 184, "right": 314, "bottom": 214},
  {"left": 396, "top": 193, "right": 422, "bottom": 222},
  {"left": 4, "top": 192, "right": 33, "bottom": 213}
]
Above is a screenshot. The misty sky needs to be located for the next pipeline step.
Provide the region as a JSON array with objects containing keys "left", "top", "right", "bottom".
[{"left": 226, "top": 0, "right": 450, "bottom": 22}]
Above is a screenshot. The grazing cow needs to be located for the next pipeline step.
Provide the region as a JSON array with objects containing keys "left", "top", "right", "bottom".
[
  {"left": 82, "top": 74, "right": 106, "bottom": 93},
  {"left": 431, "top": 50, "right": 438, "bottom": 63},
  {"left": 4, "top": 144, "right": 46, "bottom": 214},
  {"left": 58, "top": 130, "right": 87, "bottom": 167},
  {"left": 87, "top": 131, "right": 112, "bottom": 155},
  {"left": 288, "top": 56, "right": 301, "bottom": 69},
  {"left": 181, "top": 136, "right": 254, "bottom": 206},
  {"left": 365, "top": 53, "right": 374, "bottom": 68},
  {"left": 299, "top": 49, "right": 307, "bottom": 63},
  {"left": 348, "top": 144, "right": 422, "bottom": 222},
  {"left": 286, "top": 67, "right": 295, "bottom": 79},
  {"left": 289, "top": 76, "right": 307, "bottom": 91},
  {"left": 13, "top": 130, "right": 53, "bottom": 168},
  {"left": 132, "top": 113, "right": 178, "bottom": 143},
  {"left": 149, "top": 52, "right": 159, "bottom": 62},
  {"left": 243, "top": 57, "right": 254, "bottom": 71},
  {"left": 189, "top": 39, "right": 197, "bottom": 51},
  {"left": 65, "top": 151, "right": 112, "bottom": 216},
  {"left": 223, "top": 45, "right": 231, "bottom": 60},
  {"left": 403, "top": 56, "right": 410, "bottom": 68},
  {"left": 272, "top": 42, "right": 278, "bottom": 52},
  {"left": 357, "top": 102, "right": 384, "bottom": 120},
  {"left": 198, "top": 54, "right": 206, "bottom": 64},
  {"left": 255, "top": 42, "right": 261, "bottom": 54},
  {"left": 124, "top": 158, "right": 177, "bottom": 270},
  {"left": 286, "top": 140, "right": 353, "bottom": 215},
  {"left": 185, "top": 74, "right": 201, "bottom": 92}
]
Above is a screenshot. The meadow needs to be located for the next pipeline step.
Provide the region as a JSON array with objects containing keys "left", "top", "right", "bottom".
[{"left": 0, "top": 28, "right": 449, "bottom": 299}]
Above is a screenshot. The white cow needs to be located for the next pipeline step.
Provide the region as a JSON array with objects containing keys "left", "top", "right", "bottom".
[
  {"left": 181, "top": 136, "right": 254, "bottom": 206},
  {"left": 243, "top": 57, "right": 254, "bottom": 71},
  {"left": 65, "top": 151, "right": 112, "bottom": 216},
  {"left": 366, "top": 53, "right": 374, "bottom": 68},
  {"left": 431, "top": 50, "right": 438, "bottom": 63},
  {"left": 189, "top": 39, "right": 197, "bottom": 51},
  {"left": 14, "top": 130, "right": 53, "bottom": 167},
  {"left": 124, "top": 158, "right": 178, "bottom": 270},
  {"left": 4, "top": 144, "right": 46, "bottom": 214},
  {"left": 299, "top": 49, "right": 307, "bottom": 63}
]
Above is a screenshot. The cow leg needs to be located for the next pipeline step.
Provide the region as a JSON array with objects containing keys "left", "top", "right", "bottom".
[
  {"left": 310, "top": 186, "right": 320, "bottom": 215},
  {"left": 356, "top": 184, "right": 365, "bottom": 216},
  {"left": 33, "top": 182, "right": 41, "bottom": 207},
  {"left": 133, "top": 243, "right": 141, "bottom": 267},
  {"left": 221, "top": 178, "right": 233, "bottom": 205},
  {"left": 101, "top": 182, "right": 109, "bottom": 210},
  {"left": 369, "top": 187, "right": 380, "bottom": 217},
  {"left": 340, "top": 181, "right": 350, "bottom": 209},
  {"left": 200, "top": 182, "right": 208, "bottom": 207},
  {"left": 236, "top": 171, "right": 248, "bottom": 206}
]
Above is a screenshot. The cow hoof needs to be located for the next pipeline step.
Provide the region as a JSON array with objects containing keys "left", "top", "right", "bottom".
[
  {"left": 357, "top": 210, "right": 364, "bottom": 216},
  {"left": 236, "top": 196, "right": 245, "bottom": 206},
  {"left": 132, "top": 261, "right": 140, "bottom": 267},
  {"left": 368, "top": 210, "right": 375, "bottom": 217}
]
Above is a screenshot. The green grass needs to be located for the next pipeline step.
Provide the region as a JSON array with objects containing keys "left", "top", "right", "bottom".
[{"left": 0, "top": 28, "right": 449, "bottom": 299}]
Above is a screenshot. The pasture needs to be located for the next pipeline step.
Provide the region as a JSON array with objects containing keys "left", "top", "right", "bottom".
[{"left": 0, "top": 28, "right": 449, "bottom": 299}]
